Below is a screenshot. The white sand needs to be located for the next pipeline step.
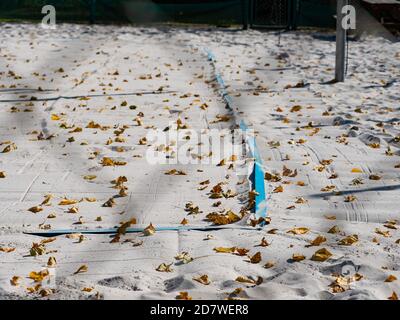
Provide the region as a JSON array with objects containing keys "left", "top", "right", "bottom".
[{"left": 0, "top": 23, "right": 399, "bottom": 300}]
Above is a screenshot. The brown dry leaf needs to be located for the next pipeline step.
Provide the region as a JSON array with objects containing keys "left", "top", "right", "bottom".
[
  {"left": 0, "top": 246, "right": 16, "bottom": 253},
  {"left": 328, "top": 225, "right": 341, "bottom": 234},
  {"left": 206, "top": 210, "right": 241, "bottom": 225},
  {"left": 30, "top": 243, "right": 46, "bottom": 256},
  {"left": 376, "top": 228, "right": 391, "bottom": 237},
  {"left": 273, "top": 185, "right": 284, "bottom": 193},
  {"left": 47, "top": 256, "right": 57, "bottom": 267},
  {"left": 249, "top": 252, "right": 262, "bottom": 264},
  {"left": 264, "top": 261, "right": 275, "bottom": 269},
  {"left": 369, "top": 174, "right": 381, "bottom": 181},
  {"left": 58, "top": 198, "right": 78, "bottom": 206},
  {"left": 338, "top": 235, "right": 359, "bottom": 246},
  {"left": 311, "top": 248, "right": 332, "bottom": 262},
  {"left": 144, "top": 223, "right": 156, "bottom": 236},
  {"left": 193, "top": 275, "right": 210, "bottom": 285},
  {"left": 307, "top": 235, "right": 327, "bottom": 247},
  {"left": 213, "top": 247, "right": 236, "bottom": 254},
  {"left": 68, "top": 206, "right": 79, "bottom": 213},
  {"left": 287, "top": 227, "right": 310, "bottom": 235},
  {"left": 0, "top": 171, "right": 5, "bottom": 178},
  {"left": 156, "top": 263, "right": 173, "bottom": 272},
  {"left": 257, "top": 237, "right": 269, "bottom": 247},
  {"left": 29, "top": 269, "right": 49, "bottom": 282},
  {"left": 180, "top": 218, "right": 189, "bottom": 225},
  {"left": 344, "top": 195, "right": 357, "bottom": 202},
  {"left": 292, "top": 254, "right": 306, "bottom": 262},
  {"left": 165, "top": 169, "right": 186, "bottom": 176},
  {"left": 74, "top": 265, "right": 88, "bottom": 275},
  {"left": 235, "top": 248, "right": 250, "bottom": 256},
  {"left": 28, "top": 206, "right": 43, "bottom": 213},
  {"left": 82, "top": 287, "right": 94, "bottom": 292},
  {"left": 102, "top": 197, "right": 115, "bottom": 208},
  {"left": 388, "top": 291, "right": 399, "bottom": 300},
  {"left": 324, "top": 215, "right": 336, "bottom": 220},
  {"left": 176, "top": 292, "right": 192, "bottom": 300},
  {"left": 235, "top": 276, "right": 256, "bottom": 285},
  {"left": 385, "top": 275, "right": 397, "bottom": 283},
  {"left": 10, "top": 276, "right": 21, "bottom": 286}
]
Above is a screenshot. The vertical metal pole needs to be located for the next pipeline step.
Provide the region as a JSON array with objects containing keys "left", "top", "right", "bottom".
[
  {"left": 335, "top": 0, "right": 346, "bottom": 82},
  {"left": 89, "top": 0, "right": 96, "bottom": 24},
  {"left": 242, "top": 0, "right": 249, "bottom": 30}
]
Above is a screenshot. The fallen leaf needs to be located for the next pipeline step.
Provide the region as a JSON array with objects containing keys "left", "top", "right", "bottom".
[
  {"left": 287, "top": 227, "right": 310, "bottom": 235},
  {"left": 28, "top": 206, "right": 43, "bottom": 213},
  {"left": 175, "top": 252, "right": 193, "bottom": 264},
  {"left": 214, "top": 247, "right": 236, "bottom": 254},
  {"left": 249, "top": 252, "right": 262, "bottom": 264},
  {"left": 29, "top": 269, "right": 49, "bottom": 282},
  {"left": 193, "top": 275, "right": 210, "bottom": 285},
  {"left": 156, "top": 263, "right": 173, "bottom": 272},
  {"left": 10, "top": 276, "right": 21, "bottom": 286},
  {"left": 74, "top": 265, "right": 88, "bottom": 275},
  {"left": 311, "top": 248, "right": 332, "bottom": 262},
  {"left": 0, "top": 247, "right": 15, "bottom": 253},
  {"left": 307, "top": 235, "right": 327, "bottom": 247},
  {"left": 176, "top": 292, "right": 192, "bottom": 300},
  {"left": 144, "top": 223, "right": 156, "bottom": 236},
  {"left": 385, "top": 275, "right": 397, "bottom": 282},
  {"left": 338, "top": 235, "right": 359, "bottom": 246},
  {"left": 388, "top": 291, "right": 398, "bottom": 300}
]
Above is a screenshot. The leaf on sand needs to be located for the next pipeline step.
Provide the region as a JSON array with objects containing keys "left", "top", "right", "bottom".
[
  {"left": 338, "top": 235, "right": 359, "bottom": 246},
  {"left": 74, "top": 265, "right": 88, "bottom": 275},
  {"left": 307, "top": 235, "right": 327, "bottom": 247},
  {"left": 311, "top": 248, "right": 332, "bottom": 262},
  {"left": 235, "top": 276, "right": 262, "bottom": 285},
  {"left": 292, "top": 254, "right": 306, "bottom": 262},
  {"left": 58, "top": 198, "right": 78, "bottom": 206},
  {"left": 249, "top": 252, "right": 262, "bottom": 264},
  {"left": 165, "top": 169, "right": 186, "bottom": 176},
  {"left": 388, "top": 291, "right": 399, "bottom": 300},
  {"left": 180, "top": 218, "right": 189, "bottom": 225},
  {"left": 385, "top": 275, "right": 397, "bottom": 283},
  {"left": 287, "top": 227, "right": 310, "bottom": 235},
  {"left": 273, "top": 185, "right": 284, "bottom": 193},
  {"left": 264, "top": 261, "right": 275, "bottom": 269},
  {"left": 175, "top": 252, "right": 193, "bottom": 264},
  {"left": 351, "top": 168, "right": 363, "bottom": 173},
  {"left": 144, "top": 223, "right": 156, "bottom": 236},
  {"left": 28, "top": 206, "right": 43, "bottom": 213},
  {"left": 0, "top": 247, "right": 16, "bottom": 253},
  {"left": 193, "top": 274, "right": 210, "bottom": 285},
  {"left": 214, "top": 247, "right": 236, "bottom": 253},
  {"left": 47, "top": 256, "right": 57, "bottom": 267},
  {"left": 115, "top": 218, "right": 137, "bottom": 236},
  {"left": 29, "top": 269, "right": 49, "bottom": 282},
  {"left": 376, "top": 228, "right": 391, "bottom": 237},
  {"left": 156, "top": 263, "right": 173, "bottom": 272},
  {"left": 10, "top": 276, "right": 21, "bottom": 286},
  {"left": 176, "top": 292, "right": 192, "bottom": 300},
  {"left": 83, "top": 175, "right": 97, "bottom": 181},
  {"left": 328, "top": 225, "right": 341, "bottom": 234}
]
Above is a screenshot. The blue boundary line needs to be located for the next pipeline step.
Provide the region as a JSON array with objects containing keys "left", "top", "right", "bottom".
[{"left": 206, "top": 48, "right": 267, "bottom": 221}]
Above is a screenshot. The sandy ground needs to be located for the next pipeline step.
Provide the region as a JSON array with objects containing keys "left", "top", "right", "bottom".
[{"left": 0, "top": 23, "right": 399, "bottom": 300}]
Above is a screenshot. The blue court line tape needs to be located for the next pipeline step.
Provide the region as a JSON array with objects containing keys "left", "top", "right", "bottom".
[
  {"left": 25, "top": 225, "right": 262, "bottom": 237},
  {"left": 206, "top": 48, "right": 267, "bottom": 221}
]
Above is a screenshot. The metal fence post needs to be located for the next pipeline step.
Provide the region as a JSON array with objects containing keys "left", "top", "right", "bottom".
[
  {"left": 89, "top": 0, "right": 96, "bottom": 24},
  {"left": 243, "top": 0, "right": 249, "bottom": 29},
  {"left": 335, "top": 0, "right": 346, "bottom": 82}
]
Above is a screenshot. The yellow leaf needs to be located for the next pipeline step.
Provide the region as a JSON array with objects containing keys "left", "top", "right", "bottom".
[
  {"left": 0, "top": 247, "right": 15, "bottom": 253},
  {"left": 308, "top": 235, "right": 327, "bottom": 247},
  {"left": 51, "top": 114, "right": 60, "bottom": 121},
  {"left": 156, "top": 263, "right": 173, "bottom": 272},
  {"left": 338, "top": 235, "right": 359, "bottom": 246},
  {"left": 351, "top": 168, "right": 362, "bottom": 173},
  {"left": 311, "top": 248, "right": 332, "bottom": 262},
  {"left": 176, "top": 292, "right": 192, "bottom": 300},
  {"left": 144, "top": 223, "right": 156, "bottom": 236},
  {"left": 287, "top": 227, "right": 310, "bottom": 235},
  {"left": 58, "top": 198, "right": 78, "bottom": 205},
  {"left": 29, "top": 269, "right": 49, "bottom": 282},
  {"left": 193, "top": 275, "right": 210, "bottom": 285},
  {"left": 388, "top": 291, "right": 398, "bottom": 300},
  {"left": 83, "top": 175, "right": 97, "bottom": 181},
  {"left": 213, "top": 247, "right": 236, "bottom": 253},
  {"left": 74, "top": 265, "right": 88, "bottom": 275},
  {"left": 292, "top": 254, "right": 306, "bottom": 262}
]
